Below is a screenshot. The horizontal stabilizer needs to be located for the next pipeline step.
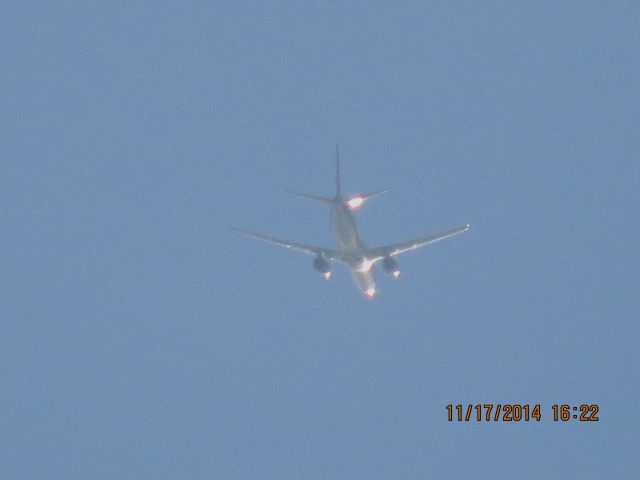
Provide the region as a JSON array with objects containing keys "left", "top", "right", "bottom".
[
  {"left": 346, "top": 190, "right": 386, "bottom": 210},
  {"left": 359, "top": 190, "right": 387, "bottom": 201},
  {"left": 286, "top": 191, "right": 334, "bottom": 204}
]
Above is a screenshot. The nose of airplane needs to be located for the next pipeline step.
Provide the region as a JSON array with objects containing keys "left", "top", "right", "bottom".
[{"left": 364, "top": 287, "right": 377, "bottom": 299}]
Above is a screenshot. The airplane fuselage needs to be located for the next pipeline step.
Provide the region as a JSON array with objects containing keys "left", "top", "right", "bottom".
[
  {"left": 330, "top": 198, "right": 362, "bottom": 252},
  {"left": 330, "top": 197, "right": 377, "bottom": 297}
]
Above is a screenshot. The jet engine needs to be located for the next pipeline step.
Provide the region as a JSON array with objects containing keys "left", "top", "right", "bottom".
[
  {"left": 313, "top": 256, "right": 331, "bottom": 280},
  {"left": 382, "top": 256, "right": 401, "bottom": 278}
]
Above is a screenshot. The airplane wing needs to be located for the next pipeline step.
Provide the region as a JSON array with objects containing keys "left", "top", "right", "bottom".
[
  {"left": 367, "top": 224, "right": 470, "bottom": 259},
  {"left": 231, "top": 227, "right": 339, "bottom": 259}
]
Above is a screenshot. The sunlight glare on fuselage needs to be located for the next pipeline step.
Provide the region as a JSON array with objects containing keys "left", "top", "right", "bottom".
[
  {"left": 323, "top": 271, "right": 331, "bottom": 280},
  {"left": 364, "top": 287, "right": 376, "bottom": 299},
  {"left": 347, "top": 196, "right": 364, "bottom": 210},
  {"left": 356, "top": 258, "right": 375, "bottom": 273}
]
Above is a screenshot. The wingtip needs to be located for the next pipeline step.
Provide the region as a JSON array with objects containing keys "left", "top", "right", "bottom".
[{"left": 230, "top": 226, "right": 251, "bottom": 236}]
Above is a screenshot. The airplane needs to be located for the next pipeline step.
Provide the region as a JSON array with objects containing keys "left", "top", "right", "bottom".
[{"left": 232, "top": 147, "right": 470, "bottom": 298}]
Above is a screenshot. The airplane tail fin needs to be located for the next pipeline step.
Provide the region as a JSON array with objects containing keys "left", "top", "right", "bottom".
[
  {"left": 336, "top": 145, "right": 342, "bottom": 197},
  {"left": 286, "top": 191, "right": 333, "bottom": 204},
  {"left": 286, "top": 146, "right": 342, "bottom": 203}
]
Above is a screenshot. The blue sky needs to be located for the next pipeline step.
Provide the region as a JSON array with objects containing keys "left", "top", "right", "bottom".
[{"left": 2, "top": 1, "right": 638, "bottom": 478}]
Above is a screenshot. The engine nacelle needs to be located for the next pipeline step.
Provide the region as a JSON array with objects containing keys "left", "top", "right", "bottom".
[
  {"left": 382, "top": 256, "right": 401, "bottom": 278},
  {"left": 313, "top": 256, "right": 331, "bottom": 280}
]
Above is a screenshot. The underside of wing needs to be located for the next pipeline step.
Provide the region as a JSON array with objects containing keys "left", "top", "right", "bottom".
[
  {"left": 231, "top": 227, "right": 339, "bottom": 259},
  {"left": 367, "top": 223, "right": 470, "bottom": 259}
]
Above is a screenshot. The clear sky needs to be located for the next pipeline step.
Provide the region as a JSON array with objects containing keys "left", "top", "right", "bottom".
[{"left": 2, "top": 1, "right": 638, "bottom": 479}]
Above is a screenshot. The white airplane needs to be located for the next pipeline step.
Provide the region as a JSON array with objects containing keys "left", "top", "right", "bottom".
[{"left": 233, "top": 148, "right": 470, "bottom": 298}]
